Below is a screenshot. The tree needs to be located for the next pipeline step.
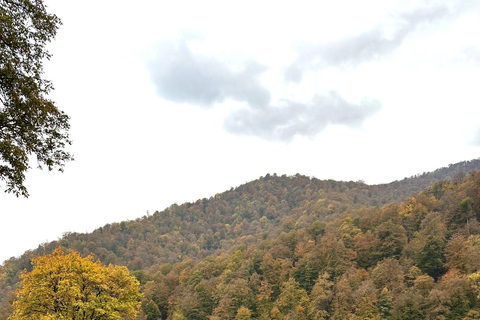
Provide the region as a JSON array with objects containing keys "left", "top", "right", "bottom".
[
  {"left": 308, "top": 273, "right": 333, "bottom": 320},
  {"left": 416, "top": 235, "right": 446, "bottom": 280},
  {"left": 424, "top": 271, "right": 473, "bottom": 320},
  {"left": 371, "top": 258, "right": 405, "bottom": 294},
  {"left": 213, "top": 279, "right": 254, "bottom": 320},
  {"left": 1, "top": 0, "right": 72, "bottom": 197},
  {"left": 256, "top": 280, "right": 274, "bottom": 320},
  {"left": 353, "top": 280, "right": 379, "bottom": 320},
  {"left": 143, "top": 300, "right": 161, "bottom": 320},
  {"left": 8, "top": 247, "right": 141, "bottom": 320},
  {"left": 235, "top": 306, "right": 252, "bottom": 320},
  {"left": 373, "top": 220, "right": 407, "bottom": 262},
  {"left": 378, "top": 287, "right": 392, "bottom": 320},
  {"left": 459, "top": 197, "right": 476, "bottom": 234},
  {"left": 330, "top": 276, "right": 354, "bottom": 320},
  {"left": 274, "top": 277, "right": 309, "bottom": 320}
]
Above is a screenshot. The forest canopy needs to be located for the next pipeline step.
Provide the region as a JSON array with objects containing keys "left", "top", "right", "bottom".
[{"left": 2, "top": 160, "right": 480, "bottom": 319}]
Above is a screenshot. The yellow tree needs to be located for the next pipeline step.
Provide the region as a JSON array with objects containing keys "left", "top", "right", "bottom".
[
  {"left": 235, "top": 306, "right": 252, "bottom": 320},
  {"left": 8, "top": 247, "right": 141, "bottom": 320}
]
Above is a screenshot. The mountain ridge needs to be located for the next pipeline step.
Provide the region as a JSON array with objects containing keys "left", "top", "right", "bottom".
[
  {"left": 2, "top": 159, "right": 480, "bottom": 266},
  {"left": 2, "top": 158, "right": 480, "bottom": 319}
]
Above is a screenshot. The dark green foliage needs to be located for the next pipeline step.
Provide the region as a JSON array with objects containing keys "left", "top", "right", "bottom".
[
  {"left": 0, "top": 0, "right": 72, "bottom": 197},
  {"left": 392, "top": 291, "right": 424, "bottom": 320},
  {"left": 378, "top": 287, "right": 392, "bottom": 319},
  {"left": 132, "top": 270, "right": 152, "bottom": 284},
  {"left": 416, "top": 235, "right": 446, "bottom": 280},
  {"left": 143, "top": 299, "right": 161, "bottom": 320},
  {"left": 373, "top": 220, "right": 408, "bottom": 261}
]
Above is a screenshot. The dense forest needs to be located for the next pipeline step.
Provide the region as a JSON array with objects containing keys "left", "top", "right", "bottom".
[{"left": 2, "top": 159, "right": 480, "bottom": 319}]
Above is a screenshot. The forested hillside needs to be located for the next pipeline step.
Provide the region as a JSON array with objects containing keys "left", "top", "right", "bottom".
[{"left": 2, "top": 159, "right": 480, "bottom": 320}]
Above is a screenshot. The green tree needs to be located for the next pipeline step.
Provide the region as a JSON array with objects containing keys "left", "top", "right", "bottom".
[
  {"left": 8, "top": 247, "right": 141, "bottom": 320},
  {"left": 1, "top": 0, "right": 72, "bottom": 197},
  {"left": 459, "top": 197, "right": 476, "bottom": 233},
  {"left": 424, "top": 272, "right": 473, "bottom": 320},
  {"left": 353, "top": 230, "right": 376, "bottom": 269},
  {"left": 391, "top": 291, "right": 424, "bottom": 320},
  {"left": 378, "top": 287, "right": 392, "bottom": 320},
  {"left": 416, "top": 235, "right": 446, "bottom": 280},
  {"left": 373, "top": 220, "right": 407, "bottom": 262},
  {"left": 143, "top": 300, "right": 161, "bottom": 320}
]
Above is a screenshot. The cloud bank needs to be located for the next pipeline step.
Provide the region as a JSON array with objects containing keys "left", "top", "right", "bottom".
[
  {"left": 149, "top": 39, "right": 270, "bottom": 108},
  {"left": 149, "top": 1, "right": 471, "bottom": 141},
  {"left": 224, "top": 92, "right": 381, "bottom": 142},
  {"left": 148, "top": 37, "right": 381, "bottom": 142}
]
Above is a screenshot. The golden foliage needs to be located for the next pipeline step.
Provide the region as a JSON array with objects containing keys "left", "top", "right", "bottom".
[{"left": 8, "top": 248, "right": 141, "bottom": 320}]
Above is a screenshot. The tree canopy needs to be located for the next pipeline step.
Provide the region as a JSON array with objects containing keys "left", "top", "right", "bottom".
[
  {"left": 8, "top": 248, "right": 141, "bottom": 320},
  {"left": 3, "top": 162, "right": 480, "bottom": 319},
  {"left": 0, "top": 0, "right": 72, "bottom": 197}
]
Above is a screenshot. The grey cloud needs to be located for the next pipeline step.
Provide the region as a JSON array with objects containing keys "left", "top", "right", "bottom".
[
  {"left": 285, "top": 3, "right": 453, "bottom": 83},
  {"left": 148, "top": 39, "right": 271, "bottom": 108},
  {"left": 224, "top": 91, "right": 381, "bottom": 142},
  {"left": 149, "top": 38, "right": 381, "bottom": 142}
]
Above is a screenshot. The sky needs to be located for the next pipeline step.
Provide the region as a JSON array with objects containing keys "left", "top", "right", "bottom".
[{"left": 1, "top": 0, "right": 480, "bottom": 263}]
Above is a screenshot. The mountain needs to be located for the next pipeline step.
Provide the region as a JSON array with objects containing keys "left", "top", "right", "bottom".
[{"left": 1, "top": 158, "right": 480, "bottom": 320}]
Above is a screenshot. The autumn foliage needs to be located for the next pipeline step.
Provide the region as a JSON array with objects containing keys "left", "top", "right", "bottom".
[
  {"left": 8, "top": 248, "right": 141, "bottom": 320},
  {"left": 3, "top": 160, "right": 480, "bottom": 319}
]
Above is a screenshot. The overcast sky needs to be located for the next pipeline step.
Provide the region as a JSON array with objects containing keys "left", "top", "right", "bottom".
[{"left": 1, "top": 0, "right": 480, "bottom": 263}]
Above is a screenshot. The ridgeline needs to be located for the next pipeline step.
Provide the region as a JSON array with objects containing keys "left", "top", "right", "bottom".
[{"left": 2, "top": 159, "right": 480, "bottom": 320}]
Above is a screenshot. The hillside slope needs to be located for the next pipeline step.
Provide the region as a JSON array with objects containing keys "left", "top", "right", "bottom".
[{"left": 1, "top": 158, "right": 480, "bottom": 319}]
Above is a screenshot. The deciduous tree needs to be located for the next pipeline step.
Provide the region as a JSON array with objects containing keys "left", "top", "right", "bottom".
[
  {"left": 1, "top": 0, "right": 72, "bottom": 197},
  {"left": 8, "top": 248, "right": 141, "bottom": 320}
]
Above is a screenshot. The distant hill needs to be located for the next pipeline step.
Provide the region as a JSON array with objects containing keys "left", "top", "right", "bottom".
[
  {"left": 368, "top": 158, "right": 480, "bottom": 203},
  {"left": 1, "top": 158, "right": 480, "bottom": 320}
]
